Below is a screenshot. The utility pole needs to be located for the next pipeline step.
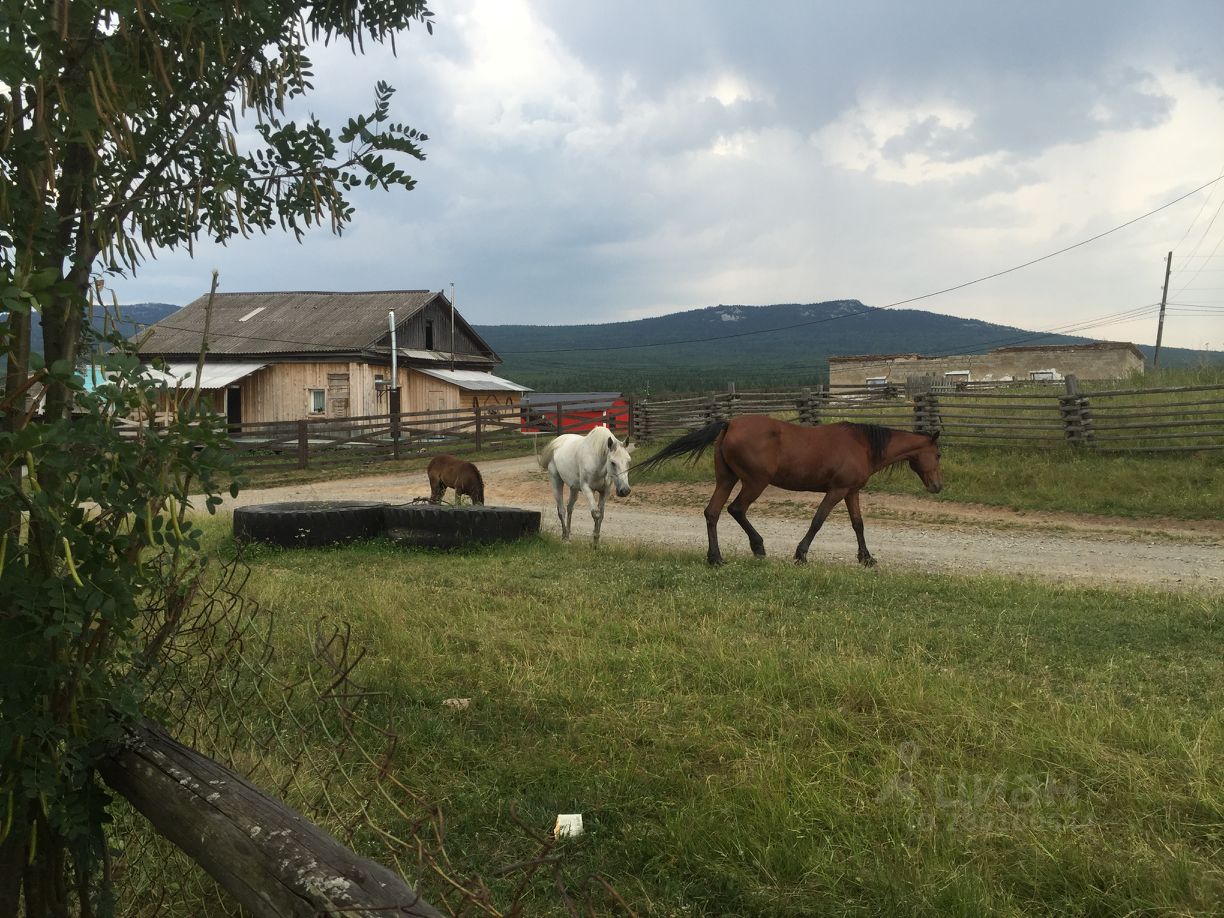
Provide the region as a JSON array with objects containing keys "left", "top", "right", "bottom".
[
  {"left": 450, "top": 282, "right": 456, "bottom": 372},
  {"left": 1153, "top": 251, "right": 1172, "bottom": 370}
]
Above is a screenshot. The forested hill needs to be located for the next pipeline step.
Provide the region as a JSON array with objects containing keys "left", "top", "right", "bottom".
[
  {"left": 27, "top": 302, "right": 179, "bottom": 357},
  {"left": 478, "top": 300, "right": 1221, "bottom": 394}
]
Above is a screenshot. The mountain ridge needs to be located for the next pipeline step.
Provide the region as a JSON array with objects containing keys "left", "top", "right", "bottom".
[
  {"left": 476, "top": 300, "right": 1220, "bottom": 393},
  {"left": 20, "top": 299, "right": 1218, "bottom": 395}
]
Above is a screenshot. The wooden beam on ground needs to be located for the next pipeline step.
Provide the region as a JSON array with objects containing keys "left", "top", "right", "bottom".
[{"left": 100, "top": 720, "right": 443, "bottom": 918}]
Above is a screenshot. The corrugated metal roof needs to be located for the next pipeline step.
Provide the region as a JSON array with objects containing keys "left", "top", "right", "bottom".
[
  {"left": 138, "top": 290, "right": 442, "bottom": 356},
  {"left": 523, "top": 392, "right": 624, "bottom": 403},
  {"left": 992, "top": 341, "right": 1144, "bottom": 359},
  {"left": 416, "top": 368, "right": 530, "bottom": 392},
  {"left": 145, "top": 361, "right": 267, "bottom": 389},
  {"left": 395, "top": 348, "right": 494, "bottom": 365}
]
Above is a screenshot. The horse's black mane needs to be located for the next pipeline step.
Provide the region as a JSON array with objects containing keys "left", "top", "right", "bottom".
[{"left": 847, "top": 422, "right": 894, "bottom": 462}]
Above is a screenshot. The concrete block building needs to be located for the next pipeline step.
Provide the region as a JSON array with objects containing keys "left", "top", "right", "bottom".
[{"left": 828, "top": 342, "right": 1144, "bottom": 387}]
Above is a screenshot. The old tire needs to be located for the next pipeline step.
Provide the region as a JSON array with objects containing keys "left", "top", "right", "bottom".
[
  {"left": 383, "top": 504, "right": 540, "bottom": 549},
  {"left": 233, "top": 501, "right": 389, "bottom": 548}
]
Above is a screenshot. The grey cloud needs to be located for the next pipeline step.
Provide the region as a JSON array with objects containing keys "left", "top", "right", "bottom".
[{"left": 117, "top": 1, "right": 1224, "bottom": 351}]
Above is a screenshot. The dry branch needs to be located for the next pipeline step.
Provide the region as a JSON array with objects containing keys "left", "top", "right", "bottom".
[{"left": 100, "top": 720, "right": 443, "bottom": 918}]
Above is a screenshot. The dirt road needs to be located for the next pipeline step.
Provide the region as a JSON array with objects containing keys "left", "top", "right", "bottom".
[{"left": 219, "top": 456, "right": 1224, "bottom": 592}]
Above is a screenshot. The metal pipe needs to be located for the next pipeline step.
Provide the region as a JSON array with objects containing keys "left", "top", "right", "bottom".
[{"left": 388, "top": 311, "right": 397, "bottom": 389}]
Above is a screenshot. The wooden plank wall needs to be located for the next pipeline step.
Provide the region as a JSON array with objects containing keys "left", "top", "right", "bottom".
[
  {"left": 237, "top": 362, "right": 482, "bottom": 422},
  {"left": 394, "top": 298, "right": 488, "bottom": 357}
]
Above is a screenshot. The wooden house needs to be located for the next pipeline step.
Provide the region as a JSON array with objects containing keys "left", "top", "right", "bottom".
[{"left": 136, "top": 290, "right": 528, "bottom": 424}]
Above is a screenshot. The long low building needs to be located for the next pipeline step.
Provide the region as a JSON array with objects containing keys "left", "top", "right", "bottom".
[{"left": 828, "top": 342, "right": 1144, "bottom": 387}]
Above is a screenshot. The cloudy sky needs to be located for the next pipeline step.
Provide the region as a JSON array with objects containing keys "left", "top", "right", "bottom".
[{"left": 122, "top": 0, "right": 1224, "bottom": 351}]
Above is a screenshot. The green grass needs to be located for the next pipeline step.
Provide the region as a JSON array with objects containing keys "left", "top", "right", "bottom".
[
  {"left": 151, "top": 525, "right": 1224, "bottom": 916},
  {"left": 633, "top": 440, "right": 1224, "bottom": 521}
]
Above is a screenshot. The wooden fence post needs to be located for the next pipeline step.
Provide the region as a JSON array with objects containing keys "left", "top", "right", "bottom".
[
  {"left": 556, "top": 401, "right": 563, "bottom": 435},
  {"left": 1059, "top": 375, "right": 1095, "bottom": 446},
  {"left": 625, "top": 397, "right": 635, "bottom": 439},
  {"left": 636, "top": 400, "right": 651, "bottom": 442},
  {"left": 296, "top": 419, "right": 308, "bottom": 469},
  {"left": 913, "top": 392, "right": 941, "bottom": 436},
  {"left": 473, "top": 403, "right": 483, "bottom": 450},
  {"left": 1079, "top": 393, "right": 1096, "bottom": 445},
  {"left": 806, "top": 384, "right": 827, "bottom": 425},
  {"left": 796, "top": 389, "right": 811, "bottom": 425}
]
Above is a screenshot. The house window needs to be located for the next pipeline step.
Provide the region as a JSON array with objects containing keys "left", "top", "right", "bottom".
[
  {"left": 865, "top": 377, "right": 888, "bottom": 386},
  {"left": 1029, "top": 370, "right": 1056, "bottom": 381},
  {"left": 425, "top": 319, "right": 434, "bottom": 350},
  {"left": 944, "top": 371, "right": 970, "bottom": 381},
  {"left": 374, "top": 374, "right": 386, "bottom": 389},
  {"left": 309, "top": 389, "right": 325, "bottom": 414}
]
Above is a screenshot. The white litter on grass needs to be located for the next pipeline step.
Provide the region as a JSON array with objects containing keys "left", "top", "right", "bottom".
[
  {"left": 442, "top": 697, "right": 471, "bottom": 711},
  {"left": 554, "top": 814, "right": 583, "bottom": 838}
]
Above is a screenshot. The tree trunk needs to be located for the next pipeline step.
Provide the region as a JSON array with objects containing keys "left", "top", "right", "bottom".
[
  {"left": 98, "top": 720, "right": 443, "bottom": 918},
  {"left": 0, "top": 803, "right": 31, "bottom": 916}
]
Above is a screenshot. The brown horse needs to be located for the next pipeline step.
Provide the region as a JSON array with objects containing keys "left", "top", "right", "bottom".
[
  {"left": 637, "top": 416, "right": 943, "bottom": 566},
  {"left": 427, "top": 454, "right": 485, "bottom": 505}
]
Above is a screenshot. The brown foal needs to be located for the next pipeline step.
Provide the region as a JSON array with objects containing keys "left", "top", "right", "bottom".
[{"left": 427, "top": 454, "right": 485, "bottom": 505}]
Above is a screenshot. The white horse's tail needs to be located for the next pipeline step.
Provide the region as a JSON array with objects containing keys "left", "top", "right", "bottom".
[{"left": 538, "top": 437, "right": 561, "bottom": 470}]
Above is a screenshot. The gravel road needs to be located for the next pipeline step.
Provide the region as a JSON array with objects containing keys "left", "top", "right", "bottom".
[{"left": 219, "top": 455, "right": 1224, "bottom": 593}]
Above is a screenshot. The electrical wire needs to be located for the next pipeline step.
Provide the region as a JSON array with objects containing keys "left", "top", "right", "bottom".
[
  {"left": 131, "top": 172, "right": 1224, "bottom": 357},
  {"left": 504, "top": 303, "right": 1165, "bottom": 377}
]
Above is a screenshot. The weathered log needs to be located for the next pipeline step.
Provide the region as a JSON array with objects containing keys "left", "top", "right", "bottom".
[{"left": 99, "top": 720, "right": 443, "bottom": 918}]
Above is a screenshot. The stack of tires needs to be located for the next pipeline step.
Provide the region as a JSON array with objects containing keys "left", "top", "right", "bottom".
[{"left": 233, "top": 501, "right": 540, "bottom": 549}]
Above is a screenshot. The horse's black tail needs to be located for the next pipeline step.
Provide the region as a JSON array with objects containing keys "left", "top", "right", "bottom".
[
  {"left": 471, "top": 465, "right": 485, "bottom": 505},
  {"left": 634, "top": 420, "right": 728, "bottom": 475}
]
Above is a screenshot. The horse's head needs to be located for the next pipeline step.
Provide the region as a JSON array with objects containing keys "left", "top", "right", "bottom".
[
  {"left": 907, "top": 431, "right": 943, "bottom": 493},
  {"left": 603, "top": 432, "right": 635, "bottom": 497}
]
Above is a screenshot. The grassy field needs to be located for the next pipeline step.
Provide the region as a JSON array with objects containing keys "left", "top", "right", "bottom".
[{"left": 140, "top": 524, "right": 1224, "bottom": 916}]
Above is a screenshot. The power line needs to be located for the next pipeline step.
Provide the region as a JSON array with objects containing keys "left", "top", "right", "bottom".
[
  {"left": 498, "top": 172, "right": 1224, "bottom": 356},
  {"left": 1171, "top": 159, "right": 1224, "bottom": 252},
  {"left": 130, "top": 173, "right": 1224, "bottom": 358},
  {"left": 508, "top": 303, "right": 1164, "bottom": 377}
]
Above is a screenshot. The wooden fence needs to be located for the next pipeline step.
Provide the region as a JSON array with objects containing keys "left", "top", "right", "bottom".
[
  {"left": 207, "top": 397, "right": 633, "bottom": 469},
  {"left": 631, "top": 379, "right": 1224, "bottom": 454}
]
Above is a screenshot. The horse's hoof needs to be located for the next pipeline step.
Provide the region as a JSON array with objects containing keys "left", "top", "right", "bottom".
[
  {"left": 859, "top": 555, "right": 877, "bottom": 568},
  {"left": 793, "top": 554, "right": 807, "bottom": 565},
  {"left": 707, "top": 555, "right": 724, "bottom": 567}
]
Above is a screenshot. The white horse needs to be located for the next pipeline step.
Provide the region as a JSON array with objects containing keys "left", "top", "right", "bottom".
[{"left": 538, "top": 426, "right": 635, "bottom": 546}]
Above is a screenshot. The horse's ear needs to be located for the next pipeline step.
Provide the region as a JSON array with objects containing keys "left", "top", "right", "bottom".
[
  {"left": 626, "top": 440, "right": 637, "bottom": 454},
  {"left": 930, "top": 430, "right": 940, "bottom": 443},
  {"left": 607, "top": 435, "right": 615, "bottom": 451}
]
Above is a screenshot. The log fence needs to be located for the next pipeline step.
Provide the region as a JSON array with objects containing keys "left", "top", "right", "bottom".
[
  {"left": 634, "top": 379, "right": 1224, "bottom": 454},
  {"left": 113, "top": 383, "right": 1224, "bottom": 466},
  {"left": 150, "top": 396, "right": 636, "bottom": 470}
]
